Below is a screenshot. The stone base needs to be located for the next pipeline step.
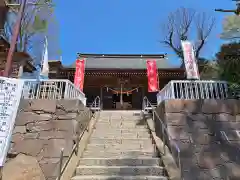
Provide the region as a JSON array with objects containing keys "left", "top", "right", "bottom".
[{"left": 6, "top": 99, "right": 91, "bottom": 180}]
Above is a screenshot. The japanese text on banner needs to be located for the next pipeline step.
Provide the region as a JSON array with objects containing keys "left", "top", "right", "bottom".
[
  {"left": 146, "top": 60, "right": 159, "bottom": 92},
  {"left": 181, "top": 40, "right": 200, "bottom": 79},
  {"left": 74, "top": 59, "right": 85, "bottom": 91}
]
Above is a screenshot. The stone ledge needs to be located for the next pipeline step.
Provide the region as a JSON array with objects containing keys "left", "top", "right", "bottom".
[
  {"left": 156, "top": 99, "right": 240, "bottom": 180},
  {"left": 5, "top": 99, "right": 92, "bottom": 180},
  {"left": 162, "top": 99, "right": 240, "bottom": 114}
]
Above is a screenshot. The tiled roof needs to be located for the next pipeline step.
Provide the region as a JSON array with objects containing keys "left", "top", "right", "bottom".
[{"left": 65, "top": 54, "right": 180, "bottom": 69}]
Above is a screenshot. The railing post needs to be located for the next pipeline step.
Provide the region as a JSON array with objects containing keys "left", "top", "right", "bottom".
[
  {"left": 83, "top": 97, "right": 87, "bottom": 106},
  {"left": 75, "top": 135, "right": 80, "bottom": 155},
  {"left": 224, "top": 82, "right": 228, "bottom": 98},
  {"left": 64, "top": 81, "right": 69, "bottom": 98},
  {"left": 170, "top": 81, "right": 175, "bottom": 99},
  {"left": 57, "top": 148, "right": 64, "bottom": 180},
  {"left": 162, "top": 125, "right": 166, "bottom": 155},
  {"left": 177, "top": 150, "right": 183, "bottom": 179}
]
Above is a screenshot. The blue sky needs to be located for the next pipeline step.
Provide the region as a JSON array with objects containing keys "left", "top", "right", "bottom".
[{"left": 54, "top": 0, "right": 235, "bottom": 66}]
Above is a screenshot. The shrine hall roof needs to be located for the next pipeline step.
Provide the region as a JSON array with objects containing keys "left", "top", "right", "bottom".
[{"left": 64, "top": 53, "right": 180, "bottom": 69}]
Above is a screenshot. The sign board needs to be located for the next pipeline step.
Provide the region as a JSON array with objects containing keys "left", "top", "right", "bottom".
[
  {"left": 0, "top": 77, "right": 24, "bottom": 166},
  {"left": 181, "top": 40, "right": 200, "bottom": 80}
]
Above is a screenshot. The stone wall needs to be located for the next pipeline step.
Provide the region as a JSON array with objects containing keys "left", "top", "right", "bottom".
[
  {"left": 155, "top": 99, "right": 240, "bottom": 180},
  {"left": 4, "top": 99, "right": 91, "bottom": 180}
]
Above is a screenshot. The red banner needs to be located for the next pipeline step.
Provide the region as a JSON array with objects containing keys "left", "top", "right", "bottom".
[
  {"left": 146, "top": 60, "right": 159, "bottom": 92},
  {"left": 74, "top": 59, "right": 85, "bottom": 91}
]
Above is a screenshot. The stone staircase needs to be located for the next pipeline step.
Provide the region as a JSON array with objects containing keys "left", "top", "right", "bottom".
[{"left": 71, "top": 111, "right": 167, "bottom": 180}]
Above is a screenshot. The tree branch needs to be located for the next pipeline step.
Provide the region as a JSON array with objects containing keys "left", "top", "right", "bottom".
[
  {"left": 195, "top": 12, "right": 215, "bottom": 58},
  {"left": 160, "top": 7, "right": 215, "bottom": 61}
]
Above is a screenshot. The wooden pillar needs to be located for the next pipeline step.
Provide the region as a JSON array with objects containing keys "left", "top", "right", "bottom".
[
  {"left": 67, "top": 71, "right": 70, "bottom": 80},
  {"left": 100, "top": 87, "right": 103, "bottom": 109}
]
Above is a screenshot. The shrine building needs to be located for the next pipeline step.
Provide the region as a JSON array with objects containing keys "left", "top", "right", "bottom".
[{"left": 48, "top": 53, "right": 185, "bottom": 110}]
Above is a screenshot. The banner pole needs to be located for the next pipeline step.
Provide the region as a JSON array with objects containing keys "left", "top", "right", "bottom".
[{"left": 4, "top": 0, "right": 27, "bottom": 77}]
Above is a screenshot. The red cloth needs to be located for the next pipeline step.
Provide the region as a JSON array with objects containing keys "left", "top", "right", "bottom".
[
  {"left": 74, "top": 59, "right": 85, "bottom": 91},
  {"left": 146, "top": 60, "right": 159, "bottom": 92}
]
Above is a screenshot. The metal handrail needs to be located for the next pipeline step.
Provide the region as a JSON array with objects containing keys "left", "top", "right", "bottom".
[
  {"left": 22, "top": 79, "right": 86, "bottom": 105},
  {"left": 57, "top": 148, "right": 64, "bottom": 180},
  {"left": 142, "top": 96, "right": 182, "bottom": 179},
  {"left": 157, "top": 80, "right": 228, "bottom": 105},
  {"left": 56, "top": 108, "right": 101, "bottom": 180},
  {"left": 90, "top": 96, "right": 101, "bottom": 111}
]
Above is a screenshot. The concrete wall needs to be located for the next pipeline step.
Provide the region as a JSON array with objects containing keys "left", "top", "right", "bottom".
[
  {"left": 155, "top": 99, "right": 240, "bottom": 180},
  {"left": 5, "top": 99, "right": 91, "bottom": 180}
]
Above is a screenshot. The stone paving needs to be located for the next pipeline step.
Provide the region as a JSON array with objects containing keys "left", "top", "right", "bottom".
[{"left": 72, "top": 111, "right": 168, "bottom": 180}]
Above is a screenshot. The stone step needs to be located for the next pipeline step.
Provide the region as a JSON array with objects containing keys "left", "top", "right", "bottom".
[
  {"left": 82, "top": 154, "right": 157, "bottom": 158},
  {"left": 82, "top": 151, "right": 158, "bottom": 158},
  {"left": 85, "top": 147, "right": 156, "bottom": 152},
  {"left": 91, "top": 132, "right": 150, "bottom": 139},
  {"left": 103, "top": 117, "right": 142, "bottom": 120},
  {"left": 98, "top": 117, "right": 143, "bottom": 123},
  {"left": 71, "top": 175, "right": 167, "bottom": 180},
  {"left": 85, "top": 144, "right": 155, "bottom": 151},
  {"left": 75, "top": 166, "right": 164, "bottom": 176},
  {"left": 84, "top": 149, "right": 156, "bottom": 154},
  {"left": 92, "top": 128, "right": 150, "bottom": 134},
  {"left": 121, "top": 129, "right": 150, "bottom": 133},
  {"left": 89, "top": 138, "right": 153, "bottom": 145},
  {"left": 91, "top": 130, "right": 149, "bottom": 134},
  {"left": 79, "top": 158, "right": 161, "bottom": 166},
  {"left": 95, "top": 123, "right": 147, "bottom": 129},
  {"left": 98, "top": 118, "right": 143, "bottom": 122},
  {"left": 95, "top": 125, "right": 147, "bottom": 131}
]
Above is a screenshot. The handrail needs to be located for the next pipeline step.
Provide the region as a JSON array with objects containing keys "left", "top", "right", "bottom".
[
  {"left": 22, "top": 79, "right": 87, "bottom": 105},
  {"left": 57, "top": 108, "right": 100, "bottom": 180},
  {"left": 142, "top": 96, "right": 182, "bottom": 179},
  {"left": 90, "top": 96, "right": 101, "bottom": 111},
  {"left": 157, "top": 80, "right": 228, "bottom": 105}
]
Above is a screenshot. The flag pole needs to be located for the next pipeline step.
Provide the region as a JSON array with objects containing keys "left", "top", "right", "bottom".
[{"left": 4, "top": 0, "right": 27, "bottom": 77}]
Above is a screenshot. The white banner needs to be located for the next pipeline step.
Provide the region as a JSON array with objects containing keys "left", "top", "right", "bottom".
[
  {"left": 0, "top": 77, "right": 24, "bottom": 166},
  {"left": 181, "top": 40, "right": 200, "bottom": 79}
]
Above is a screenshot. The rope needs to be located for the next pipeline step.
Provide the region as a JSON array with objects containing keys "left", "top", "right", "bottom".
[{"left": 105, "top": 87, "right": 139, "bottom": 94}]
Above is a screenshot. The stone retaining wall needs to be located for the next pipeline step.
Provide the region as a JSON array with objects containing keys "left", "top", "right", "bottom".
[
  {"left": 4, "top": 99, "right": 91, "bottom": 180},
  {"left": 155, "top": 99, "right": 240, "bottom": 180}
]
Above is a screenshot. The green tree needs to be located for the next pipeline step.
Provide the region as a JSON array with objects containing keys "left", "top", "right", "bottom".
[
  {"left": 199, "top": 59, "right": 220, "bottom": 80},
  {"left": 215, "top": 42, "right": 240, "bottom": 96},
  {"left": 220, "top": 15, "right": 240, "bottom": 39},
  {"left": 216, "top": 42, "right": 240, "bottom": 83}
]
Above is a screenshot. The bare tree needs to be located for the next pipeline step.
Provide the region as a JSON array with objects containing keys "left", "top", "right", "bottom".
[
  {"left": 4, "top": 0, "right": 57, "bottom": 65},
  {"left": 161, "top": 7, "right": 215, "bottom": 61}
]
